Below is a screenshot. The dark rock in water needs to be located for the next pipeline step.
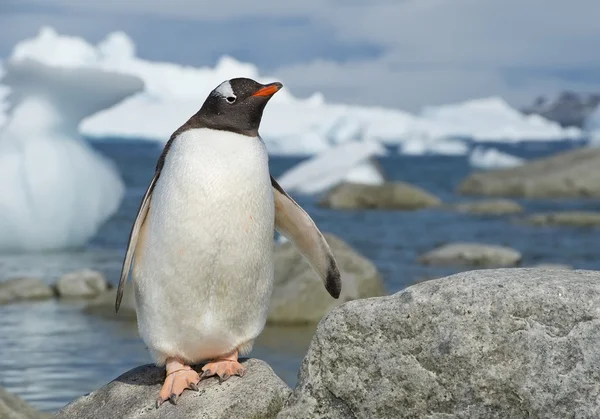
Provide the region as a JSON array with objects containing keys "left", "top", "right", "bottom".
[
  {"left": 457, "top": 147, "right": 600, "bottom": 198},
  {"left": 319, "top": 181, "right": 441, "bottom": 210},
  {"left": 418, "top": 243, "right": 522, "bottom": 267},
  {"left": 521, "top": 91, "right": 600, "bottom": 128},
  {"left": 0, "top": 386, "right": 50, "bottom": 419},
  {"left": 0, "top": 277, "right": 54, "bottom": 305},
  {"left": 449, "top": 198, "right": 523, "bottom": 215},
  {"left": 54, "top": 359, "right": 290, "bottom": 419},
  {"left": 55, "top": 269, "right": 108, "bottom": 299},
  {"left": 525, "top": 211, "right": 600, "bottom": 227},
  {"left": 279, "top": 268, "right": 600, "bottom": 419},
  {"left": 268, "top": 233, "right": 385, "bottom": 325}
]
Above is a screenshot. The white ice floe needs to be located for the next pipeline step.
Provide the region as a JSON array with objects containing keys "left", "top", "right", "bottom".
[
  {"left": 277, "top": 140, "right": 387, "bottom": 194},
  {"left": 468, "top": 146, "right": 525, "bottom": 170},
  {"left": 399, "top": 133, "right": 469, "bottom": 156},
  {"left": 0, "top": 27, "right": 585, "bottom": 156},
  {"left": 0, "top": 59, "right": 140, "bottom": 252}
]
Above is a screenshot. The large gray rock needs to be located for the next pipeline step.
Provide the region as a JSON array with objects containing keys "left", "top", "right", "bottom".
[
  {"left": 319, "top": 181, "right": 441, "bottom": 210},
  {"left": 525, "top": 211, "right": 600, "bottom": 227},
  {"left": 55, "top": 359, "right": 290, "bottom": 419},
  {"left": 0, "top": 277, "right": 54, "bottom": 305},
  {"left": 268, "top": 233, "right": 385, "bottom": 324},
  {"left": 450, "top": 198, "right": 523, "bottom": 215},
  {"left": 457, "top": 147, "right": 600, "bottom": 198},
  {"left": 55, "top": 269, "right": 108, "bottom": 299},
  {"left": 418, "top": 243, "right": 522, "bottom": 267},
  {"left": 279, "top": 268, "right": 600, "bottom": 419},
  {"left": 0, "top": 387, "right": 50, "bottom": 419}
]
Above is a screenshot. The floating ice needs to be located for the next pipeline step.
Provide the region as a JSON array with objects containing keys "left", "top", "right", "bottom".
[
  {"left": 468, "top": 147, "right": 525, "bottom": 170},
  {"left": 0, "top": 27, "right": 585, "bottom": 156},
  {"left": 0, "top": 59, "right": 142, "bottom": 252},
  {"left": 399, "top": 133, "right": 469, "bottom": 156},
  {"left": 277, "top": 140, "right": 387, "bottom": 195}
]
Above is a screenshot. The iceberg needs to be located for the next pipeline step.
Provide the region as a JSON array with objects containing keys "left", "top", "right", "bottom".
[
  {"left": 399, "top": 133, "right": 469, "bottom": 156},
  {"left": 0, "top": 59, "right": 142, "bottom": 252},
  {"left": 468, "top": 146, "right": 525, "bottom": 170},
  {"left": 276, "top": 140, "right": 387, "bottom": 194},
  {"left": 0, "top": 27, "right": 585, "bottom": 156}
]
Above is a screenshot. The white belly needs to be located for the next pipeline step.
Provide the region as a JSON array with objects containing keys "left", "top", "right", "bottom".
[{"left": 132, "top": 128, "right": 275, "bottom": 364}]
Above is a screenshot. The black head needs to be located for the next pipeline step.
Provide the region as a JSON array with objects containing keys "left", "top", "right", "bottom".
[{"left": 194, "top": 77, "right": 282, "bottom": 137}]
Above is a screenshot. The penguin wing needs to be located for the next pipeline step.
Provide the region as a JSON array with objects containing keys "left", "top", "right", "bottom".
[
  {"left": 115, "top": 173, "right": 157, "bottom": 312},
  {"left": 271, "top": 176, "right": 341, "bottom": 298}
]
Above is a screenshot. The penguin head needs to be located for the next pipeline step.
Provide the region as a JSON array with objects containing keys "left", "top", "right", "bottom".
[{"left": 196, "top": 78, "right": 283, "bottom": 136}]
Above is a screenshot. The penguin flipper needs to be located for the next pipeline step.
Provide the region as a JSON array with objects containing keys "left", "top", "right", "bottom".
[
  {"left": 115, "top": 173, "right": 157, "bottom": 312},
  {"left": 271, "top": 176, "right": 341, "bottom": 299}
]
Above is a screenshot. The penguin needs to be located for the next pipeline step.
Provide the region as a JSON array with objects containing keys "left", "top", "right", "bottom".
[{"left": 115, "top": 78, "right": 341, "bottom": 407}]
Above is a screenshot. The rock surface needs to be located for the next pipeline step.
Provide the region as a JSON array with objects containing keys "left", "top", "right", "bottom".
[
  {"left": 418, "top": 243, "right": 522, "bottom": 267},
  {"left": 457, "top": 147, "right": 600, "bottom": 198},
  {"left": 268, "top": 233, "right": 385, "bottom": 324},
  {"left": 0, "top": 387, "right": 50, "bottom": 419},
  {"left": 0, "top": 277, "right": 54, "bottom": 305},
  {"left": 525, "top": 211, "right": 600, "bottom": 227},
  {"left": 55, "top": 359, "right": 290, "bottom": 419},
  {"left": 450, "top": 198, "right": 523, "bottom": 215},
  {"left": 319, "top": 181, "right": 441, "bottom": 210},
  {"left": 84, "top": 281, "right": 136, "bottom": 320},
  {"left": 279, "top": 268, "right": 600, "bottom": 419},
  {"left": 531, "top": 263, "right": 574, "bottom": 271},
  {"left": 55, "top": 269, "right": 108, "bottom": 299}
]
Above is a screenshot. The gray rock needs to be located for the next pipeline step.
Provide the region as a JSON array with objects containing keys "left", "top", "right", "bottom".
[
  {"left": 0, "top": 277, "right": 54, "bottom": 305},
  {"left": 525, "top": 211, "right": 600, "bottom": 227},
  {"left": 268, "top": 233, "right": 385, "bottom": 325},
  {"left": 521, "top": 91, "right": 600, "bottom": 128},
  {"left": 0, "top": 387, "right": 50, "bottom": 419},
  {"left": 457, "top": 147, "right": 600, "bottom": 198},
  {"left": 55, "top": 359, "right": 290, "bottom": 419},
  {"left": 84, "top": 281, "right": 136, "bottom": 320},
  {"left": 418, "top": 243, "right": 522, "bottom": 267},
  {"left": 279, "top": 268, "right": 600, "bottom": 419},
  {"left": 450, "top": 199, "right": 523, "bottom": 215},
  {"left": 55, "top": 269, "right": 108, "bottom": 299},
  {"left": 319, "top": 181, "right": 441, "bottom": 210}
]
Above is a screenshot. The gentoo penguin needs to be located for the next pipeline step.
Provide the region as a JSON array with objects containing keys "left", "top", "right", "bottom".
[{"left": 115, "top": 78, "right": 341, "bottom": 407}]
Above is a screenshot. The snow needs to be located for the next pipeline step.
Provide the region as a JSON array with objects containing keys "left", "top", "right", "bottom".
[
  {"left": 277, "top": 141, "right": 387, "bottom": 194},
  {"left": 0, "top": 27, "right": 586, "bottom": 156},
  {"left": 468, "top": 147, "right": 525, "bottom": 170},
  {"left": 0, "top": 59, "right": 140, "bottom": 252}
]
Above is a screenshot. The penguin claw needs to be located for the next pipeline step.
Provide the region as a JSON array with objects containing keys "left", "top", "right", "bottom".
[
  {"left": 169, "top": 393, "right": 178, "bottom": 405},
  {"left": 189, "top": 382, "right": 199, "bottom": 391}
]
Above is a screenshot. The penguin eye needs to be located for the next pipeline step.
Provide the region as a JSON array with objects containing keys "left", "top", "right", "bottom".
[{"left": 226, "top": 96, "right": 236, "bottom": 104}]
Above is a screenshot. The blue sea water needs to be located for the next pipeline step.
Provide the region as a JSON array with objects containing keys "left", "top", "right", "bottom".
[{"left": 0, "top": 138, "right": 598, "bottom": 412}]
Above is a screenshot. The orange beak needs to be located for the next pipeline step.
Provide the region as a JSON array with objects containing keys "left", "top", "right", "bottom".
[{"left": 252, "top": 82, "right": 283, "bottom": 97}]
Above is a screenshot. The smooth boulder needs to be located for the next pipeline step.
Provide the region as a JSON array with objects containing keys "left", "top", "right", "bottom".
[
  {"left": 55, "top": 269, "right": 108, "bottom": 299},
  {"left": 319, "top": 181, "right": 441, "bottom": 210},
  {"left": 268, "top": 233, "right": 385, "bottom": 324},
  {"left": 279, "top": 268, "right": 600, "bottom": 419},
  {"left": 0, "top": 387, "right": 50, "bottom": 419},
  {"left": 450, "top": 198, "right": 523, "bottom": 215},
  {"left": 457, "top": 147, "right": 600, "bottom": 198},
  {"left": 55, "top": 359, "right": 290, "bottom": 419},
  {"left": 525, "top": 211, "right": 600, "bottom": 227},
  {"left": 418, "top": 243, "right": 522, "bottom": 267},
  {"left": 0, "top": 277, "right": 54, "bottom": 305}
]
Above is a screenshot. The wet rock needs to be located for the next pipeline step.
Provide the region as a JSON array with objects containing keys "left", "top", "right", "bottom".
[
  {"left": 279, "top": 268, "right": 600, "bottom": 419},
  {"left": 84, "top": 281, "right": 136, "bottom": 320},
  {"left": 0, "top": 386, "right": 50, "bottom": 419},
  {"left": 268, "top": 233, "right": 385, "bottom": 324},
  {"left": 0, "top": 277, "right": 54, "bottom": 305},
  {"left": 418, "top": 243, "right": 522, "bottom": 267},
  {"left": 525, "top": 211, "right": 600, "bottom": 227},
  {"left": 457, "top": 147, "right": 600, "bottom": 198},
  {"left": 55, "top": 269, "right": 108, "bottom": 299},
  {"left": 55, "top": 359, "right": 290, "bottom": 419},
  {"left": 319, "top": 181, "right": 441, "bottom": 210},
  {"left": 450, "top": 198, "right": 523, "bottom": 215}
]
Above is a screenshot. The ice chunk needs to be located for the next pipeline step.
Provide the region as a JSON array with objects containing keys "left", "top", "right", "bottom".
[
  {"left": 0, "top": 60, "right": 142, "bottom": 252},
  {"left": 468, "top": 146, "right": 524, "bottom": 170},
  {"left": 277, "top": 140, "right": 387, "bottom": 194},
  {"left": 399, "top": 133, "right": 469, "bottom": 156}
]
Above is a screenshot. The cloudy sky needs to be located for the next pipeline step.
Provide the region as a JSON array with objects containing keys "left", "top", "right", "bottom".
[{"left": 2, "top": 0, "right": 599, "bottom": 111}]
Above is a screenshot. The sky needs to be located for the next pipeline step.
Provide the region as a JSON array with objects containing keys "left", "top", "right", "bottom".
[{"left": 1, "top": 0, "right": 600, "bottom": 112}]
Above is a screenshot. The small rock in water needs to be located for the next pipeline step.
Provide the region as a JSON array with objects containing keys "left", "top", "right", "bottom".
[
  {"left": 525, "top": 211, "right": 600, "bottom": 227},
  {"left": 451, "top": 198, "right": 523, "bottom": 215},
  {"left": 418, "top": 243, "right": 522, "bottom": 267},
  {"left": 55, "top": 269, "right": 108, "bottom": 299},
  {"left": 0, "top": 277, "right": 54, "bottom": 305},
  {"left": 84, "top": 281, "right": 136, "bottom": 319}
]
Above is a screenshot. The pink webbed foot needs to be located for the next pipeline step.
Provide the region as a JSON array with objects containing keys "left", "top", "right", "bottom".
[
  {"left": 156, "top": 358, "right": 200, "bottom": 408},
  {"left": 200, "top": 349, "right": 245, "bottom": 382}
]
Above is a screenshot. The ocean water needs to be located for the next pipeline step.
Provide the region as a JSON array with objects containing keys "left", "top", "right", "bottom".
[{"left": 1, "top": 138, "right": 599, "bottom": 412}]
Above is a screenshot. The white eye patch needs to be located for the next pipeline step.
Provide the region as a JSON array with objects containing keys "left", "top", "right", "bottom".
[{"left": 214, "top": 80, "right": 236, "bottom": 102}]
